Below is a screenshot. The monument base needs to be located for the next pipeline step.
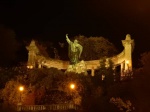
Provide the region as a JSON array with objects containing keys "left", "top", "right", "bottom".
[{"left": 65, "top": 60, "right": 87, "bottom": 75}]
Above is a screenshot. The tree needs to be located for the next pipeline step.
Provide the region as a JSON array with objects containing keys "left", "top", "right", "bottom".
[
  {"left": 130, "top": 51, "right": 150, "bottom": 112},
  {"left": 74, "top": 35, "right": 118, "bottom": 60},
  {"left": 0, "top": 25, "right": 18, "bottom": 66},
  {"left": 0, "top": 63, "right": 28, "bottom": 89},
  {"left": 140, "top": 51, "right": 150, "bottom": 72},
  {"left": 1, "top": 75, "right": 28, "bottom": 105},
  {"left": 93, "top": 57, "right": 114, "bottom": 87},
  {"left": 0, "top": 67, "right": 65, "bottom": 105}
]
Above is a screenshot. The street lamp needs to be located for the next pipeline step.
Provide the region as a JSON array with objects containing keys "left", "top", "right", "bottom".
[
  {"left": 18, "top": 86, "right": 24, "bottom": 105},
  {"left": 69, "top": 83, "right": 76, "bottom": 105}
]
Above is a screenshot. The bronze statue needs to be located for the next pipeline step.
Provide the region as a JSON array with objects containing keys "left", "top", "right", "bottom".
[{"left": 66, "top": 34, "right": 83, "bottom": 64}]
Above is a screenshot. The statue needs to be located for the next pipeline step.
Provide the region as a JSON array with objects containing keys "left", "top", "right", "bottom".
[{"left": 66, "top": 34, "right": 83, "bottom": 64}]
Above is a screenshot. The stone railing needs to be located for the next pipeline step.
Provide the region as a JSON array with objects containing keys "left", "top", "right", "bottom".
[{"left": 17, "top": 103, "right": 79, "bottom": 111}]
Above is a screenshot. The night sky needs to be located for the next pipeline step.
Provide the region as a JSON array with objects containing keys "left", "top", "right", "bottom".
[{"left": 0, "top": 0, "right": 150, "bottom": 66}]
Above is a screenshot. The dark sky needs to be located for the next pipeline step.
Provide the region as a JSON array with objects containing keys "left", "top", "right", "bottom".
[{"left": 0, "top": 0, "right": 150, "bottom": 66}]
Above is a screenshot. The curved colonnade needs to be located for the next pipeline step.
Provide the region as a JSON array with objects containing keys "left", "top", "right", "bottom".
[{"left": 26, "top": 34, "right": 134, "bottom": 79}]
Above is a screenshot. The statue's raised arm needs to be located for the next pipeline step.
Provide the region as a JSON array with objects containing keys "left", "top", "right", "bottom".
[{"left": 66, "top": 34, "right": 71, "bottom": 44}]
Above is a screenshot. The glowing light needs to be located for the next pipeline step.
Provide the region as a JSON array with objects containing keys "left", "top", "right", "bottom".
[
  {"left": 70, "top": 83, "right": 75, "bottom": 90},
  {"left": 27, "top": 65, "right": 33, "bottom": 69},
  {"left": 126, "top": 60, "right": 129, "bottom": 64},
  {"left": 102, "top": 74, "right": 105, "bottom": 80},
  {"left": 19, "top": 86, "right": 24, "bottom": 92}
]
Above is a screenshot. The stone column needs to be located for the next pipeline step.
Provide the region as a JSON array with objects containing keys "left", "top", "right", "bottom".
[
  {"left": 121, "top": 62, "right": 125, "bottom": 78},
  {"left": 122, "top": 34, "right": 134, "bottom": 72},
  {"left": 26, "top": 40, "right": 39, "bottom": 69},
  {"left": 91, "top": 67, "right": 95, "bottom": 76}
]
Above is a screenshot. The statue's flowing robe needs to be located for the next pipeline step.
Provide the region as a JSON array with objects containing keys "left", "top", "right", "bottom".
[{"left": 67, "top": 40, "right": 83, "bottom": 64}]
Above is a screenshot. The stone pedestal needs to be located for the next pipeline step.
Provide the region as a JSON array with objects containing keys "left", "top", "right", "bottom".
[{"left": 66, "top": 60, "right": 87, "bottom": 75}]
